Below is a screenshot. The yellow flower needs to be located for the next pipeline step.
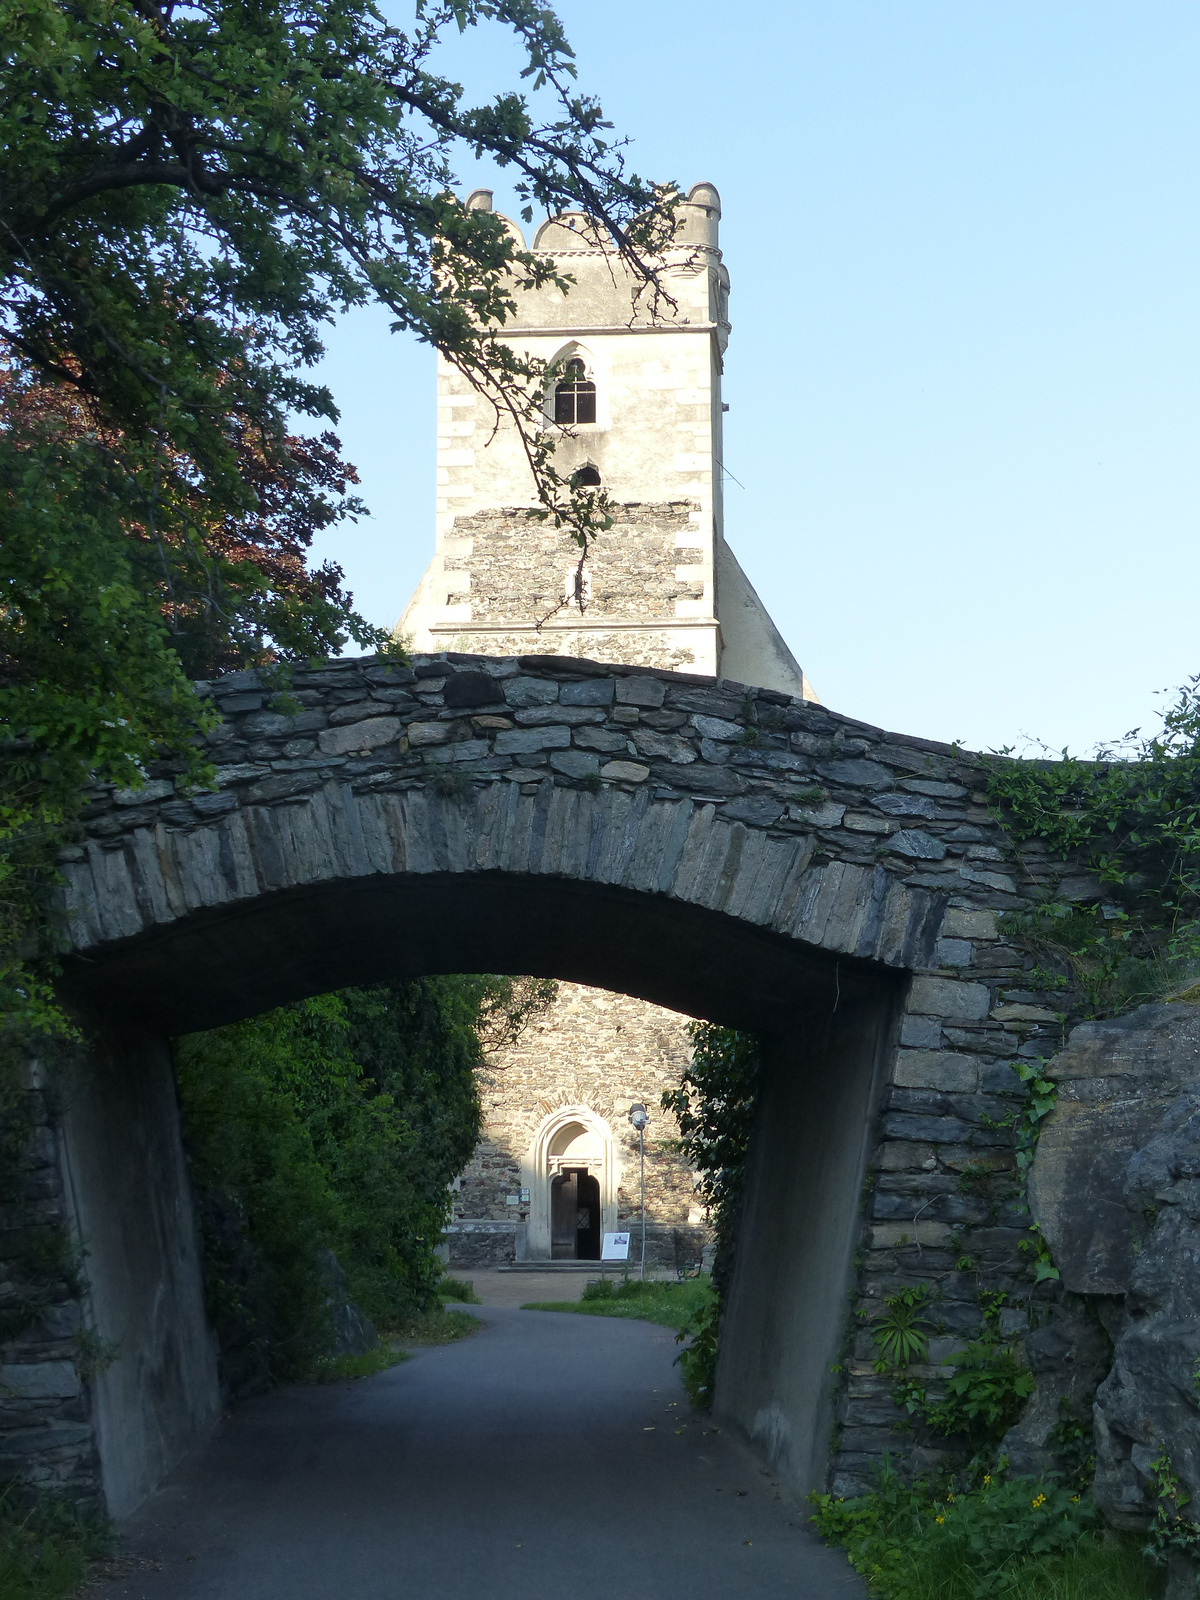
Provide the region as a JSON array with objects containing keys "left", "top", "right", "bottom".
[
  {"left": 983, "top": 1475, "right": 992, "bottom": 1486},
  {"left": 1031, "top": 1493, "right": 1046, "bottom": 1509},
  {"left": 1070, "top": 1495, "right": 1079, "bottom": 1504},
  {"left": 935, "top": 1515, "right": 945, "bottom": 1525}
]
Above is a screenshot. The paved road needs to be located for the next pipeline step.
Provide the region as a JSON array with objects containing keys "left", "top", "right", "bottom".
[{"left": 103, "top": 1306, "right": 864, "bottom": 1599}]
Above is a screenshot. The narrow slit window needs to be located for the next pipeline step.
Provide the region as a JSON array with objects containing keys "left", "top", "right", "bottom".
[{"left": 553, "top": 358, "right": 597, "bottom": 425}]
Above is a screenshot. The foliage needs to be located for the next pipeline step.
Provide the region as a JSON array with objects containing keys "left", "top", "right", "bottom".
[
  {"left": 0, "top": 1483, "right": 111, "bottom": 1600},
  {"left": 1012, "top": 1064, "right": 1059, "bottom": 1180},
  {"left": 661, "top": 1024, "right": 760, "bottom": 1297},
  {"left": 986, "top": 676, "right": 1200, "bottom": 1015},
  {"left": 898, "top": 1342, "right": 1037, "bottom": 1455},
  {"left": 675, "top": 1287, "right": 722, "bottom": 1408},
  {"left": 175, "top": 976, "right": 493, "bottom": 1385},
  {"left": 1145, "top": 1453, "right": 1200, "bottom": 1566},
  {"left": 311, "top": 1343, "right": 413, "bottom": 1383},
  {"left": 1018, "top": 1222, "right": 1060, "bottom": 1286},
  {"left": 872, "top": 1285, "right": 932, "bottom": 1372},
  {"left": 0, "top": 0, "right": 670, "bottom": 1057},
  {"left": 659, "top": 1024, "right": 760, "bottom": 1407},
  {"left": 438, "top": 1275, "right": 481, "bottom": 1305},
  {"left": 811, "top": 1461, "right": 1162, "bottom": 1600}
]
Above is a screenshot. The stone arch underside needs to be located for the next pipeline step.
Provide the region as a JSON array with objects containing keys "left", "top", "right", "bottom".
[
  {"left": 35, "top": 654, "right": 1089, "bottom": 1518},
  {"left": 58, "top": 781, "right": 941, "bottom": 1037}
]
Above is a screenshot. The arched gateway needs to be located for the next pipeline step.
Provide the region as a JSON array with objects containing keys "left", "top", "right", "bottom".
[{"left": 21, "top": 652, "right": 1075, "bottom": 1519}]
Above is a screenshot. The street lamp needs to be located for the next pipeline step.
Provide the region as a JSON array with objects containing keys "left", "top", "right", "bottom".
[{"left": 628, "top": 1102, "right": 648, "bottom": 1281}]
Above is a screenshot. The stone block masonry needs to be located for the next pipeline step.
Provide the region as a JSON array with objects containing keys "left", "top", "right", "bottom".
[
  {"left": 33, "top": 651, "right": 1102, "bottom": 1506},
  {"left": 450, "top": 982, "right": 707, "bottom": 1271}
]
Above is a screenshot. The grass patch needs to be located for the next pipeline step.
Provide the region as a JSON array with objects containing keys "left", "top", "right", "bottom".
[
  {"left": 380, "top": 1306, "right": 478, "bottom": 1346},
  {"left": 437, "top": 1275, "right": 481, "bottom": 1305},
  {"left": 310, "top": 1343, "right": 413, "bottom": 1382},
  {"left": 811, "top": 1465, "right": 1165, "bottom": 1600},
  {"left": 522, "top": 1274, "right": 714, "bottom": 1333},
  {"left": 310, "top": 1296, "right": 479, "bottom": 1381},
  {"left": 0, "top": 1486, "right": 111, "bottom": 1600}
]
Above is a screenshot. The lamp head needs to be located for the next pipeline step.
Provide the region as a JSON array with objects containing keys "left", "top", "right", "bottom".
[{"left": 628, "top": 1102, "right": 648, "bottom": 1131}]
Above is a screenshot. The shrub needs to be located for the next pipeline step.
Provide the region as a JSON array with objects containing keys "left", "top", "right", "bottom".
[{"left": 811, "top": 1462, "right": 1159, "bottom": 1600}]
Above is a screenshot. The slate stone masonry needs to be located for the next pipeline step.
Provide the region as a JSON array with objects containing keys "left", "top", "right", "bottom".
[{"left": 38, "top": 651, "right": 1099, "bottom": 1500}]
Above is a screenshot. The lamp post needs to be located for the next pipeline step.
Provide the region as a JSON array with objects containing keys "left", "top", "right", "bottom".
[{"left": 628, "top": 1103, "right": 648, "bottom": 1281}]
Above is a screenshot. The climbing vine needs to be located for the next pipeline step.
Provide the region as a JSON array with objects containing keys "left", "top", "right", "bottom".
[
  {"left": 985, "top": 674, "right": 1200, "bottom": 1015},
  {"left": 661, "top": 1023, "right": 761, "bottom": 1405}
]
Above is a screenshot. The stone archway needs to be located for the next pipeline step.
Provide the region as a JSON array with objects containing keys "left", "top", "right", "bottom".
[
  {"left": 14, "top": 650, "right": 1090, "bottom": 1519},
  {"left": 526, "top": 1104, "right": 619, "bottom": 1261}
]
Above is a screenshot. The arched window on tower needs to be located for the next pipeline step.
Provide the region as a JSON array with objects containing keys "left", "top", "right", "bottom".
[
  {"left": 553, "top": 358, "right": 596, "bottom": 425},
  {"left": 572, "top": 465, "right": 601, "bottom": 487}
]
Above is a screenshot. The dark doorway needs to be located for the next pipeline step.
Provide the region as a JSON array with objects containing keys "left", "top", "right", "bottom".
[{"left": 550, "top": 1168, "right": 601, "bottom": 1260}]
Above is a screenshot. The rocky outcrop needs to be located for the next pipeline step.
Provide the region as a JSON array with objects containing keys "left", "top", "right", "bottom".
[
  {"left": 999, "top": 1304, "right": 1111, "bottom": 1478},
  {"left": 1029, "top": 1005, "right": 1200, "bottom": 1295},
  {"left": 316, "top": 1250, "right": 377, "bottom": 1358},
  {"left": 1092, "top": 1083, "right": 1200, "bottom": 1530},
  {"left": 1021, "top": 1006, "right": 1200, "bottom": 1542}
]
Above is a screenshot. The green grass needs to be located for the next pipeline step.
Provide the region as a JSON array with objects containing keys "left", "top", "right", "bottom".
[
  {"left": 0, "top": 1487, "right": 111, "bottom": 1600},
  {"left": 380, "top": 1306, "right": 479, "bottom": 1346},
  {"left": 311, "top": 1301, "right": 479, "bottom": 1380},
  {"left": 522, "top": 1274, "right": 714, "bottom": 1332},
  {"left": 310, "top": 1342, "right": 413, "bottom": 1382},
  {"left": 829, "top": 1533, "right": 1163, "bottom": 1600},
  {"left": 437, "top": 1275, "right": 481, "bottom": 1305}
]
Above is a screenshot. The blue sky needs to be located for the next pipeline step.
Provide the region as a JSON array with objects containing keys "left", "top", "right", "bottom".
[{"left": 309, "top": 2, "right": 1200, "bottom": 755}]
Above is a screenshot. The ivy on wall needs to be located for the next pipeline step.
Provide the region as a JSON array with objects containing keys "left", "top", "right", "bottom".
[
  {"left": 661, "top": 1023, "right": 761, "bottom": 1405},
  {"left": 985, "top": 674, "right": 1200, "bottom": 1016}
]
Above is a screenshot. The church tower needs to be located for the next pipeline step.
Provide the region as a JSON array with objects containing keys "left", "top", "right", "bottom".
[
  {"left": 402, "top": 187, "right": 812, "bottom": 1272},
  {"left": 399, "top": 183, "right": 816, "bottom": 699}
]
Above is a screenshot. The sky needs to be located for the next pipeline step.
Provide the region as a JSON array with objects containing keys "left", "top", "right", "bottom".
[{"left": 309, "top": 2, "right": 1200, "bottom": 756}]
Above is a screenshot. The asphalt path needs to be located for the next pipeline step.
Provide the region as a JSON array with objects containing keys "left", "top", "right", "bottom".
[{"left": 101, "top": 1305, "right": 865, "bottom": 1599}]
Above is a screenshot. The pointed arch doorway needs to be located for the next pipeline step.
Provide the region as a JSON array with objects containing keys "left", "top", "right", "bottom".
[{"left": 525, "top": 1106, "right": 618, "bottom": 1262}]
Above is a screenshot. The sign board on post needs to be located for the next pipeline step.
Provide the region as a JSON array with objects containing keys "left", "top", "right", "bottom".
[{"left": 601, "top": 1232, "right": 630, "bottom": 1261}]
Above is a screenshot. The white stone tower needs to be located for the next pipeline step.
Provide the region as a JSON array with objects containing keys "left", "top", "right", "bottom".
[
  {"left": 405, "top": 187, "right": 814, "bottom": 1270},
  {"left": 399, "top": 183, "right": 816, "bottom": 698}
]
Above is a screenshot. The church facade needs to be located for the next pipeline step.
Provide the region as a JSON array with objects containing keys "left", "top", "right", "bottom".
[{"left": 398, "top": 184, "right": 815, "bottom": 1269}]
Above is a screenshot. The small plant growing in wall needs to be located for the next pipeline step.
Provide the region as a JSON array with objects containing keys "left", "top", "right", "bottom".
[
  {"left": 872, "top": 1284, "right": 932, "bottom": 1372},
  {"left": 428, "top": 766, "right": 472, "bottom": 800}
]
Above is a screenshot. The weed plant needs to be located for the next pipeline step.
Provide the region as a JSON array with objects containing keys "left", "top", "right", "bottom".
[
  {"left": 0, "top": 1485, "right": 111, "bottom": 1600},
  {"left": 811, "top": 1462, "right": 1164, "bottom": 1600}
]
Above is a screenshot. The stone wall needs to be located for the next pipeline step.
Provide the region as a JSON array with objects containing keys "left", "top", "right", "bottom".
[
  {"left": 0, "top": 1065, "right": 99, "bottom": 1510},
  {"left": 449, "top": 982, "right": 708, "bottom": 1271},
  {"left": 444, "top": 504, "right": 705, "bottom": 624},
  {"left": 46, "top": 651, "right": 1109, "bottom": 1504}
]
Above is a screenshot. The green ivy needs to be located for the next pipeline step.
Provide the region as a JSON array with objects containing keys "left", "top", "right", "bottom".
[
  {"left": 661, "top": 1023, "right": 761, "bottom": 1406},
  {"left": 985, "top": 675, "right": 1200, "bottom": 1015}
]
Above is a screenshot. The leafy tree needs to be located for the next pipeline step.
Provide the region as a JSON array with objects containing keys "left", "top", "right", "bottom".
[
  {"left": 175, "top": 975, "right": 538, "bottom": 1388},
  {"left": 0, "top": 0, "right": 671, "bottom": 1050}
]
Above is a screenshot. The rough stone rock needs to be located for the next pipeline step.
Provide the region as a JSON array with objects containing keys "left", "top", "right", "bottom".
[
  {"left": 999, "top": 1304, "right": 1112, "bottom": 1477},
  {"left": 1093, "top": 1084, "right": 1200, "bottom": 1535},
  {"left": 316, "top": 1250, "right": 378, "bottom": 1358},
  {"left": 1030, "top": 1005, "right": 1200, "bottom": 1295}
]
